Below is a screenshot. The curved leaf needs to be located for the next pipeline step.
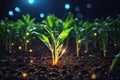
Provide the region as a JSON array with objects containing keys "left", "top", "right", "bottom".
[{"left": 38, "top": 33, "right": 51, "bottom": 49}]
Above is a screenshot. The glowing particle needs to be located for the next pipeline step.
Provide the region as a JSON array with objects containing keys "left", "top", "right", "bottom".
[
  {"left": 11, "top": 43, "right": 14, "bottom": 46},
  {"left": 26, "top": 32, "right": 29, "bottom": 36},
  {"left": 15, "top": 7, "right": 21, "bottom": 13},
  {"left": 114, "top": 43, "right": 117, "bottom": 47},
  {"left": 30, "top": 59, "right": 34, "bottom": 64},
  {"left": 84, "top": 50, "right": 88, "bottom": 53},
  {"left": 29, "top": 49, "right": 33, "bottom": 53},
  {"left": 26, "top": 40, "right": 29, "bottom": 43},
  {"left": 8, "top": 11, "right": 14, "bottom": 16},
  {"left": 23, "top": 36, "right": 26, "bottom": 39},
  {"left": 65, "top": 4, "right": 70, "bottom": 9},
  {"left": 78, "top": 40, "right": 81, "bottom": 44},
  {"left": 62, "top": 49, "right": 66, "bottom": 54},
  {"left": 40, "top": 13, "right": 45, "bottom": 18},
  {"left": 28, "top": 0, "right": 34, "bottom": 4},
  {"left": 91, "top": 73, "right": 97, "bottom": 80},
  {"left": 22, "top": 72, "right": 28, "bottom": 78},
  {"left": 19, "top": 46, "right": 22, "bottom": 50},
  {"left": 93, "top": 33, "right": 97, "bottom": 36}
]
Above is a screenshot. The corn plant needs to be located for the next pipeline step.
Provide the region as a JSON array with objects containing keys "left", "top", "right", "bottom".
[
  {"left": 16, "top": 14, "right": 36, "bottom": 51},
  {"left": 0, "top": 18, "right": 17, "bottom": 53},
  {"left": 36, "top": 15, "right": 72, "bottom": 65},
  {"left": 82, "top": 21, "right": 93, "bottom": 53},
  {"left": 109, "top": 16, "right": 120, "bottom": 48},
  {"left": 110, "top": 52, "right": 120, "bottom": 71},
  {"left": 98, "top": 19, "right": 109, "bottom": 56},
  {"left": 73, "top": 18, "right": 83, "bottom": 56}
]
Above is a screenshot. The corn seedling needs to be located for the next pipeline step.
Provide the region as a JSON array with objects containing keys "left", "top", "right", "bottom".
[{"left": 17, "top": 14, "right": 36, "bottom": 51}]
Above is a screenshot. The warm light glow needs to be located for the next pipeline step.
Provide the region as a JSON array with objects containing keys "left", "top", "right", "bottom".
[
  {"left": 23, "top": 36, "right": 26, "bottom": 39},
  {"left": 93, "top": 32, "right": 97, "bottom": 36},
  {"left": 29, "top": 49, "right": 33, "bottom": 53},
  {"left": 62, "top": 48, "right": 66, "bottom": 54},
  {"left": 59, "top": 48, "right": 67, "bottom": 59},
  {"left": 78, "top": 40, "right": 81, "bottom": 44},
  {"left": 30, "top": 59, "right": 34, "bottom": 64},
  {"left": 26, "top": 32, "right": 29, "bottom": 36},
  {"left": 91, "top": 73, "right": 97, "bottom": 79},
  {"left": 19, "top": 46, "right": 22, "bottom": 50},
  {"left": 84, "top": 50, "right": 88, "bottom": 53},
  {"left": 11, "top": 43, "right": 14, "bottom": 46},
  {"left": 26, "top": 40, "right": 29, "bottom": 43},
  {"left": 22, "top": 72, "right": 28, "bottom": 78},
  {"left": 114, "top": 43, "right": 117, "bottom": 47}
]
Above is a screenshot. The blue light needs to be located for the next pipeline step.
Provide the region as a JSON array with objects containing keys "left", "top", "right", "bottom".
[
  {"left": 76, "top": 13, "right": 83, "bottom": 19},
  {"left": 75, "top": 6, "right": 80, "bottom": 12},
  {"left": 8, "top": 11, "right": 14, "bottom": 16},
  {"left": 28, "top": 0, "right": 34, "bottom": 4},
  {"left": 15, "top": 7, "right": 21, "bottom": 13},
  {"left": 40, "top": 13, "right": 45, "bottom": 18},
  {"left": 65, "top": 4, "right": 70, "bottom": 9},
  {"left": 86, "top": 3, "right": 92, "bottom": 9}
]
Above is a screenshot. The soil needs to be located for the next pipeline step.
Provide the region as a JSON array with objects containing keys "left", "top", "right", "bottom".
[{"left": 0, "top": 39, "right": 120, "bottom": 80}]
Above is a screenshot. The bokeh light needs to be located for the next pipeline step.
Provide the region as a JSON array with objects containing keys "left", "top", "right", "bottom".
[
  {"left": 8, "top": 11, "right": 14, "bottom": 16},
  {"left": 75, "top": 6, "right": 80, "bottom": 12},
  {"left": 15, "top": 7, "right": 21, "bottom": 13},
  {"left": 28, "top": 0, "right": 34, "bottom": 4},
  {"left": 40, "top": 13, "right": 45, "bottom": 18},
  {"left": 86, "top": 3, "right": 92, "bottom": 9},
  {"left": 76, "top": 13, "right": 83, "bottom": 19},
  {"left": 65, "top": 4, "right": 70, "bottom": 9}
]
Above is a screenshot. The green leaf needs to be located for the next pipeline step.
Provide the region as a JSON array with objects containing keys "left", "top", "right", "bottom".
[
  {"left": 57, "top": 44, "right": 63, "bottom": 55},
  {"left": 110, "top": 53, "right": 120, "bottom": 71},
  {"left": 56, "top": 28, "right": 72, "bottom": 47},
  {"left": 64, "top": 13, "right": 74, "bottom": 29},
  {"left": 44, "top": 25, "right": 54, "bottom": 39},
  {"left": 38, "top": 33, "right": 51, "bottom": 49}
]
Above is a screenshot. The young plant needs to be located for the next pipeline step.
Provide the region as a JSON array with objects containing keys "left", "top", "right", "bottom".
[
  {"left": 109, "top": 16, "right": 120, "bottom": 48},
  {"left": 98, "top": 19, "right": 109, "bottom": 56},
  {"left": 82, "top": 21, "right": 93, "bottom": 53},
  {"left": 38, "top": 26, "right": 72, "bottom": 65},
  {"left": 37, "top": 15, "right": 72, "bottom": 65},
  {"left": 0, "top": 18, "right": 17, "bottom": 53},
  {"left": 109, "top": 52, "right": 120, "bottom": 71},
  {"left": 17, "top": 14, "right": 36, "bottom": 51},
  {"left": 73, "top": 18, "right": 83, "bottom": 57}
]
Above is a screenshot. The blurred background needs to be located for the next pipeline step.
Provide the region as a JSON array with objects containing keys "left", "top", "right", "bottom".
[{"left": 0, "top": 0, "right": 120, "bottom": 21}]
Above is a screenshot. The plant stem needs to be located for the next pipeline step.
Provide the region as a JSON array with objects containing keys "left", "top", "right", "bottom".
[{"left": 76, "top": 40, "right": 79, "bottom": 57}]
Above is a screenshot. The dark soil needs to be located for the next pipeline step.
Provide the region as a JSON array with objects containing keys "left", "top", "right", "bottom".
[{"left": 0, "top": 39, "right": 120, "bottom": 80}]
